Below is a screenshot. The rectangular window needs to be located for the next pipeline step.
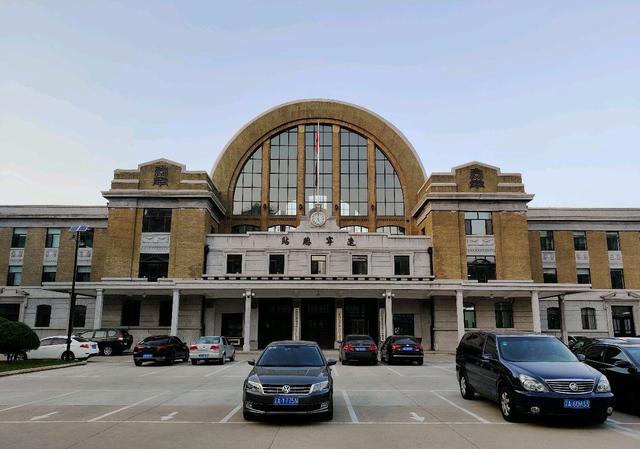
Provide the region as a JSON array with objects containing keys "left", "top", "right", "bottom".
[
  {"left": 0, "top": 304, "right": 20, "bottom": 321},
  {"left": 464, "top": 212, "right": 493, "bottom": 236},
  {"left": 495, "top": 302, "right": 513, "bottom": 328},
  {"left": 311, "top": 255, "right": 326, "bottom": 275},
  {"left": 352, "top": 255, "right": 368, "bottom": 275},
  {"left": 142, "top": 208, "right": 172, "bottom": 233},
  {"left": 75, "top": 266, "right": 91, "bottom": 282},
  {"left": 139, "top": 254, "right": 169, "bottom": 281},
  {"left": 543, "top": 268, "right": 557, "bottom": 283},
  {"left": 45, "top": 228, "right": 61, "bottom": 248},
  {"left": 41, "top": 266, "right": 57, "bottom": 283},
  {"left": 394, "top": 255, "right": 410, "bottom": 275},
  {"left": 392, "top": 314, "right": 415, "bottom": 335},
  {"left": 73, "top": 305, "right": 87, "bottom": 328},
  {"left": 79, "top": 229, "right": 94, "bottom": 248},
  {"left": 539, "top": 230, "right": 554, "bottom": 251},
  {"left": 35, "top": 305, "right": 51, "bottom": 327},
  {"left": 11, "top": 228, "right": 27, "bottom": 248},
  {"left": 577, "top": 268, "right": 591, "bottom": 284},
  {"left": 159, "top": 300, "right": 172, "bottom": 327},
  {"left": 121, "top": 299, "right": 141, "bottom": 326},
  {"left": 463, "top": 303, "right": 476, "bottom": 328},
  {"left": 573, "top": 231, "right": 587, "bottom": 251},
  {"left": 610, "top": 269, "right": 625, "bottom": 289},
  {"left": 581, "top": 308, "right": 597, "bottom": 330},
  {"left": 269, "top": 254, "right": 285, "bottom": 274},
  {"left": 305, "top": 124, "right": 332, "bottom": 213},
  {"left": 547, "top": 307, "right": 561, "bottom": 330},
  {"left": 606, "top": 231, "right": 620, "bottom": 251},
  {"left": 226, "top": 254, "right": 242, "bottom": 274},
  {"left": 7, "top": 266, "right": 22, "bottom": 286},
  {"left": 467, "top": 256, "right": 496, "bottom": 283}
]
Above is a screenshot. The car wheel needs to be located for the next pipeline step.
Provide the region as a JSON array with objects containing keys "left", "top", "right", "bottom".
[
  {"left": 134, "top": 360, "right": 143, "bottom": 366},
  {"left": 191, "top": 359, "right": 197, "bottom": 366},
  {"left": 102, "top": 345, "right": 113, "bottom": 356},
  {"left": 61, "top": 351, "right": 75, "bottom": 362},
  {"left": 341, "top": 359, "right": 347, "bottom": 365},
  {"left": 166, "top": 352, "right": 175, "bottom": 366},
  {"left": 499, "top": 386, "right": 521, "bottom": 422},
  {"left": 459, "top": 372, "right": 476, "bottom": 400},
  {"left": 417, "top": 359, "right": 424, "bottom": 366}
]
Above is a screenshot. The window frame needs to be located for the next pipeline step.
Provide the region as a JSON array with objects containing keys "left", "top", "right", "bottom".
[
  {"left": 158, "top": 300, "right": 172, "bottom": 327},
  {"left": 581, "top": 307, "right": 597, "bottom": 330},
  {"left": 494, "top": 302, "right": 514, "bottom": 329},
  {"left": 41, "top": 265, "right": 57, "bottom": 283},
  {"left": 539, "top": 230, "right": 555, "bottom": 251},
  {"left": 463, "top": 302, "right": 477, "bottom": 329},
  {"left": 310, "top": 254, "right": 327, "bottom": 275},
  {"left": 11, "top": 228, "right": 27, "bottom": 248},
  {"left": 393, "top": 255, "right": 410, "bottom": 276},
  {"left": 351, "top": 254, "right": 368, "bottom": 275},
  {"left": 543, "top": 267, "right": 557, "bottom": 283},
  {"left": 45, "top": 228, "right": 61, "bottom": 248},
  {"left": 464, "top": 212, "right": 493, "bottom": 236},
  {"left": 606, "top": 231, "right": 620, "bottom": 251},
  {"left": 73, "top": 305, "right": 87, "bottom": 328},
  {"left": 35, "top": 304, "right": 52, "bottom": 328},
  {"left": 576, "top": 268, "right": 591, "bottom": 285},
  {"left": 7, "top": 266, "right": 22, "bottom": 286},
  {"left": 610, "top": 269, "right": 625, "bottom": 289},
  {"left": 268, "top": 253, "right": 286, "bottom": 275},
  {"left": 546, "top": 307, "right": 561, "bottom": 330},
  {"left": 573, "top": 231, "right": 588, "bottom": 251},
  {"left": 121, "top": 299, "right": 141, "bottom": 327},
  {"left": 142, "top": 208, "right": 172, "bottom": 233},
  {"left": 226, "top": 254, "right": 243, "bottom": 274}
]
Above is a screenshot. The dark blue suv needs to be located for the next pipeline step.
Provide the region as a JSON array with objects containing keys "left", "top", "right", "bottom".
[{"left": 456, "top": 331, "right": 614, "bottom": 423}]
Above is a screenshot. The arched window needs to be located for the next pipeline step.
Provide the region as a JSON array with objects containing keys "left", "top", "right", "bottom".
[
  {"left": 231, "top": 225, "right": 260, "bottom": 234},
  {"left": 233, "top": 148, "right": 262, "bottom": 216},
  {"left": 467, "top": 256, "right": 496, "bottom": 283},
  {"left": 375, "top": 148, "right": 404, "bottom": 216},
  {"left": 340, "top": 129, "right": 368, "bottom": 216},
  {"left": 341, "top": 226, "right": 368, "bottom": 233},
  {"left": 268, "top": 225, "right": 296, "bottom": 232},
  {"left": 305, "top": 124, "right": 332, "bottom": 213},
  {"left": 35, "top": 304, "right": 51, "bottom": 327},
  {"left": 495, "top": 302, "right": 513, "bottom": 328},
  {"left": 376, "top": 226, "right": 405, "bottom": 235},
  {"left": 269, "top": 128, "right": 298, "bottom": 215},
  {"left": 581, "top": 307, "right": 597, "bottom": 330},
  {"left": 547, "top": 307, "right": 561, "bottom": 330},
  {"left": 463, "top": 303, "right": 476, "bottom": 328},
  {"left": 73, "top": 305, "right": 87, "bottom": 328}
]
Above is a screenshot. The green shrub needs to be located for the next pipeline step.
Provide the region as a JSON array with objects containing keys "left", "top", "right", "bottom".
[{"left": 0, "top": 318, "right": 40, "bottom": 362}]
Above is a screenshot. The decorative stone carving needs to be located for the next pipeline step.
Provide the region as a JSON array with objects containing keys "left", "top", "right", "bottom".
[
  {"left": 470, "top": 168, "right": 484, "bottom": 188},
  {"left": 140, "top": 232, "right": 171, "bottom": 254},
  {"left": 153, "top": 165, "right": 169, "bottom": 186},
  {"left": 42, "top": 248, "right": 59, "bottom": 265},
  {"left": 608, "top": 251, "right": 623, "bottom": 269},
  {"left": 77, "top": 248, "right": 93, "bottom": 266},
  {"left": 575, "top": 251, "right": 590, "bottom": 268},
  {"left": 466, "top": 236, "right": 496, "bottom": 256},
  {"left": 9, "top": 248, "right": 24, "bottom": 266},
  {"left": 541, "top": 251, "right": 556, "bottom": 268}
]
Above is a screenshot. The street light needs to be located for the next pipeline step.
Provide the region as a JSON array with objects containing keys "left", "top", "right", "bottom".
[{"left": 64, "top": 225, "right": 89, "bottom": 361}]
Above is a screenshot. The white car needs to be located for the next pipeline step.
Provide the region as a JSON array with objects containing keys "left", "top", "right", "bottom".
[
  {"left": 24, "top": 335, "right": 98, "bottom": 360},
  {"left": 189, "top": 336, "right": 236, "bottom": 365}
]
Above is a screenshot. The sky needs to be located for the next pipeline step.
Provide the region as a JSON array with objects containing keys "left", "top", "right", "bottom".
[{"left": 1, "top": 1, "right": 638, "bottom": 207}]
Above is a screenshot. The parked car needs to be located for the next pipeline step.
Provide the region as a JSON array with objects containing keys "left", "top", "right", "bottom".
[
  {"left": 189, "top": 336, "right": 235, "bottom": 365},
  {"left": 133, "top": 335, "right": 189, "bottom": 366},
  {"left": 571, "top": 337, "right": 627, "bottom": 355},
  {"left": 456, "top": 331, "right": 614, "bottom": 423},
  {"left": 568, "top": 336, "right": 593, "bottom": 352},
  {"left": 338, "top": 334, "right": 378, "bottom": 365},
  {"left": 380, "top": 335, "right": 424, "bottom": 365},
  {"left": 243, "top": 340, "right": 335, "bottom": 421},
  {"left": 24, "top": 335, "right": 98, "bottom": 360},
  {"left": 77, "top": 328, "right": 133, "bottom": 356},
  {"left": 581, "top": 341, "right": 640, "bottom": 413}
]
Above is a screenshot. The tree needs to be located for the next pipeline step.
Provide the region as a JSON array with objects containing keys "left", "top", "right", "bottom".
[{"left": 0, "top": 317, "right": 40, "bottom": 362}]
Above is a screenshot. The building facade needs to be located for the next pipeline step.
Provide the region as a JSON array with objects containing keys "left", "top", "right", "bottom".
[{"left": 1, "top": 99, "right": 638, "bottom": 350}]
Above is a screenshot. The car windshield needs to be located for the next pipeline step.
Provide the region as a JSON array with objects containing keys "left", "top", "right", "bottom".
[
  {"left": 345, "top": 335, "right": 373, "bottom": 344},
  {"left": 143, "top": 337, "right": 169, "bottom": 345},
  {"left": 498, "top": 337, "right": 577, "bottom": 362},
  {"left": 257, "top": 345, "right": 324, "bottom": 367},
  {"left": 625, "top": 347, "right": 640, "bottom": 366},
  {"left": 197, "top": 337, "right": 220, "bottom": 344},
  {"left": 72, "top": 336, "right": 89, "bottom": 342}
]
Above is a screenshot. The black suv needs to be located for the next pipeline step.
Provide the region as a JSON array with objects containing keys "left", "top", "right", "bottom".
[
  {"left": 456, "top": 331, "right": 614, "bottom": 422},
  {"left": 77, "top": 328, "right": 133, "bottom": 356}
]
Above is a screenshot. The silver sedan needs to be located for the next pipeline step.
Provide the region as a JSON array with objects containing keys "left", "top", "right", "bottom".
[{"left": 189, "top": 336, "right": 236, "bottom": 365}]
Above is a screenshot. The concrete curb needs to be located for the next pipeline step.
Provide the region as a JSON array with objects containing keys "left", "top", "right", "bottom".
[{"left": 0, "top": 360, "right": 87, "bottom": 377}]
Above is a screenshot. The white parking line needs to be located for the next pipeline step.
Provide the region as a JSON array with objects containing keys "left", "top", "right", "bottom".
[
  {"left": 383, "top": 365, "right": 405, "bottom": 377},
  {"left": 30, "top": 411, "right": 58, "bottom": 421},
  {"left": 606, "top": 422, "right": 640, "bottom": 441},
  {"left": 0, "top": 391, "right": 79, "bottom": 413},
  {"left": 430, "top": 391, "right": 490, "bottom": 424},
  {"left": 137, "top": 370, "right": 161, "bottom": 378},
  {"left": 87, "top": 392, "right": 166, "bottom": 422},
  {"left": 341, "top": 390, "right": 359, "bottom": 423},
  {"left": 219, "top": 403, "right": 242, "bottom": 423},
  {"left": 204, "top": 363, "right": 236, "bottom": 378},
  {"left": 332, "top": 366, "right": 339, "bottom": 377}
]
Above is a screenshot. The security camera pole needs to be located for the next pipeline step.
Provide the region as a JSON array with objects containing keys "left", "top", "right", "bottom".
[{"left": 64, "top": 225, "right": 88, "bottom": 360}]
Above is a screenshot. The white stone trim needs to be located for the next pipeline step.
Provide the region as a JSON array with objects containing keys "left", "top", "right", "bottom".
[
  {"left": 575, "top": 251, "right": 590, "bottom": 268},
  {"left": 608, "top": 251, "right": 623, "bottom": 269},
  {"left": 9, "top": 248, "right": 24, "bottom": 266},
  {"left": 541, "top": 251, "right": 556, "bottom": 268},
  {"left": 466, "top": 236, "right": 496, "bottom": 256},
  {"left": 140, "top": 232, "right": 171, "bottom": 254},
  {"left": 42, "top": 248, "right": 59, "bottom": 266}
]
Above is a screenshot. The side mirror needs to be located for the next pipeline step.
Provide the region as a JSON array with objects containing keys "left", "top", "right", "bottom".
[
  {"left": 247, "top": 359, "right": 255, "bottom": 366},
  {"left": 614, "top": 359, "right": 631, "bottom": 368},
  {"left": 326, "top": 358, "right": 337, "bottom": 366},
  {"left": 482, "top": 353, "right": 496, "bottom": 362},
  {"left": 577, "top": 354, "right": 586, "bottom": 362}
]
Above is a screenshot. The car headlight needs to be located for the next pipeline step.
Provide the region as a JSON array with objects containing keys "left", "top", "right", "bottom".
[
  {"left": 245, "top": 380, "right": 263, "bottom": 394},
  {"left": 596, "top": 376, "right": 611, "bottom": 393},
  {"left": 519, "top": 374, "right": 548, "bottom": 392},
  {"left": 310, "top": 381, "right": 330, "bottom": 394}
]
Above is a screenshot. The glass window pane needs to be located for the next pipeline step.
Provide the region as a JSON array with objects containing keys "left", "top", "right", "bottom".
[{"left": 233, "top": 147, "right": 263, "bottom": 216}]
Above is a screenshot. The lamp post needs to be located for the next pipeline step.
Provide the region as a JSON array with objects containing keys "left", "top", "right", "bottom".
[{"left": 64, "top": 225, "right": 88, "bottom": 361}]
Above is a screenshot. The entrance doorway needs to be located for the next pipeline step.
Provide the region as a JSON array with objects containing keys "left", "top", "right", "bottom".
[
  {"left": 612, "top": 306, "right": 636, "bottom": 337},
  {"left": 258, "top": 299, "right": 293, "bottom": 349},
  {"left": 344, "top": 299, "right": 378, "bottom": 343},
  {"left": 301, "top": 299, "right": 335, "bottom": 349}
]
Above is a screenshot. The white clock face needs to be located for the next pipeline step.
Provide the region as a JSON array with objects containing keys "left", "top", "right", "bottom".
[{"left": 310, "top": 211, "right": 327, "bottom": 227}]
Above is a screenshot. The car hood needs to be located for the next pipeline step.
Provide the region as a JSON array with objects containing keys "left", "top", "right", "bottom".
[
  {"left": 507, "top": 361, "right": 599, "bottom": 380},
  {"left": 250, "top": 366, "right": 328, "bottom": 384}
]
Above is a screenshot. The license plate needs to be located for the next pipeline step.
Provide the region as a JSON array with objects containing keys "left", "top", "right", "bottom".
[
  {"left": 91, "top": 344, "right": 97, "bottom": 349},
  {"left": 199, "top": 354, "right": 208, "bottom": 358},
  {"left": 143, "top": 354, "right": 153, "bottom": 359},
  {"left": 564, "top": 399, "right": 590, "bottom": 409},
  {"left": 402, "top": 347, "right": 414, "bottom": 351},
  {"left": 355, "top": 347, "right": 366, "bottom": 352},
  {"left": 273, "top": 396, "right": 299, "bottom": 406}
]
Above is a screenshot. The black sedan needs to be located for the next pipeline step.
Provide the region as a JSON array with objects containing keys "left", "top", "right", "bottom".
[
  {"left": 243, "top": 341, "right": 335, "bottom": 421},
  {"left": 133, "top": 335, "right": 189, "bottom": 366},
  {"left": 380, "top": 335, "right": 424, "bottom": 365},
  {"left": 339, "top": 334, "right": 378, "bottom": 365}
]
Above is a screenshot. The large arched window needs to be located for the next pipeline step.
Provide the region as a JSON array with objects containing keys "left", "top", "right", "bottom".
[
  {"left": 341, "top": 225, "right": 369, "bottom": 233},
  {"left": 376, "top": 226, "right": 405, "bottom": 235},
  {"left": 305, "top": 124, "right": 332, "bottom": 213},
  {"left": 233, "top": 148, "right": 262, "bottom": 216},
  {"left": 269, "top": 128, "right": 297, "bottom": 216},
  {"left": 231, "top": 225, "right": 260, "bottom": 234},
  {"left": 35, "top": 304, "right": 51, "bottom": 327},
  {"left": 375, "top": 148, "right": 404, "bottom": 216},
  {"left": 268, "top": 225, "right": 296, "bottom": 232},
  {"left": 339, "top": 129, "right": 368, "bottom": 216}
]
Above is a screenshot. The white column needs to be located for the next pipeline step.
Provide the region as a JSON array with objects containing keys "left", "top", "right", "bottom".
[
  {"left": 603, "top": 301, "right": 615, "bottom": 337},
  {"left": 93, "top": 289, "right": 104, "bottom": 330},
  {"left": 531, "top": 290, "right": 541, "bottom": 333},
  {"left": 335, "top": 305, "right": 343, "bottom": 348},
  {"left": 293, "top": 304, "right": 301, "bottom": 341},
  {"left": 385, "top": 290, "right": 394, "bottom": 337},
  {"left": 242, "top": 290, "right": 252, "bottom": 352},
  {"left": 456, "top": 290, "right": 465, "bottom": 343},
  {"left": 558, "top": 295, "right": 569, "bottom": 344},
  {"left": 170, "top": 289, "right": 180, "bottom": 336}
]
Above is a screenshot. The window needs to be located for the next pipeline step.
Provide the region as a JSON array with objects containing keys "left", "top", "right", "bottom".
[
  {"left": 352, "top": 255, "right": 368, "bottom": 275},
  {"left": 467, "top": 256, "right": 496, "bottom": 283},
  {"left": 7, "top": 266, "right": 22, "bottom": 286},
  {"left": 341, "top": 225, "right": 368, "bottom": 233},
  {"left": 142, "top": 208, "right": 172, "bottom": 233},
  {"left": 268, "top": 225, "right": 295, "bottom": 232},
  {"left": 75, "top": 266, "right": 91, "bottom": 282},
  {"left": 577, "top": 268, "right": 591, "bottom": 284},
  {"left": 376, "top": 226, "right": 405, "bottom": 235},
  {"left": 543, "top": 268, "right": 557, "bottom": 283},
  {"left": 35, "top": 305, "right": 51, "bottom": 327},
  {"left": 305, "top": 124, "right": 332, "bottom": 213},
  {"left": 121, "top": 299, "right": 141, "bottom": 326},
  {"left": 394, "top": 255, "right": 410, "bottom": 275},
  {"left": 464, "top": 212, "right": 493, "bottom": 236},
  {"left": 581, "top": 307, "right": 597, "bottom": 330},
  {"left": 231, "top": 224, "right": 260, "bottom": 234},
  {"left": 573, "top": 231, "right": 587, "bottom": 251},
  {"left": 73, "top": 305, "right": 87, "bottom": 327},
  {"left": 45, "top": 228, "right": 60, "bottom": 248},
  {"left": 41, "top": 266, "right": 56, "bottom": 283},
  {"left": 539, "top": 231, "right": 554, "bottom": 251},
  {"left": 0, "top": 304, "right": 20, "bottom": 321},
  {"left": 340, "top": 128, "right": 368, "bottom": 216},
  {"left": 233, "top": 148, "right": 262, "bottom": 216},
  {"left": 547, "top": 307, "right": 561, "bottom": 330},
  {"left": 226, "top": 255, "right": 242, "bottom": 274},
  {"left": 610, "top": 269, "right": 625, "bottom": 289},
  {"left": 159, "top": 300, "right": 172, "bottom": 326},
  {"left": 603, "top": 346, "right": 628, "bottom": 366},
  {"left": 495, "top": 302, "right": 513, "bottom": 328},
  {"left": 139, "top": 254, "right": 169, "bottom": 281},
  {"left": 393, "top": 314, "right": 414, "bottom": 335},
  {"left": 375, "top": 148, "right": 404, "bottom": 216},
  {"left": 221, "top": 313, "right": 243, "bottom": 337},
  {"left": 310, "top": 255, "right": 326, "bottom": 275},
  {"left": 483, "top": 335, "right": 498, "bottom": 358},
  {"left": 463, "top": 303, "right": 476, "bottom": 328},
  {"left": 269, "top": 128, "right": 297, "bottom": 216},
  {"left": 11, "top": 228, "right": 27, "bottom": 248},
  {"left": 606, "top": 231, "right": 620, "bottom": 251},
  {"left": 79, "top": 229, "right": 94, "bottom": 248},
  {"left": 584, "top": 344, "right": 605, "bottom": 362},
  {"left": 269, "top": 254, "right": 285, "bottom": 274}
]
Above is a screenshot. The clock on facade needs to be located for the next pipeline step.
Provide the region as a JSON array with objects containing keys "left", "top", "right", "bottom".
[{"left": 310, "top": 210, "right": 327, "bottom": 227}]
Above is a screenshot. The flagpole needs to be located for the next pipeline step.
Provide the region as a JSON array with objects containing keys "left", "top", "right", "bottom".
[{"left": 315, "top": 121, "right": 320, "bottom": 205}]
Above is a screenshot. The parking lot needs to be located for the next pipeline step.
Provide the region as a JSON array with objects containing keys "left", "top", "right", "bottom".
[{"left": 0, "top": 353, "right": 639, "bottom": 449}]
